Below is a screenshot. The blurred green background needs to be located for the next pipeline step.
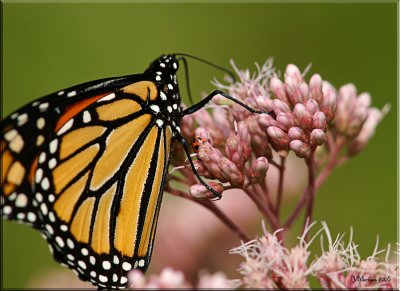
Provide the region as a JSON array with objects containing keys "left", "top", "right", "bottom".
[{"left": 2, "top": 2, "right": 397, "bottom": 289}]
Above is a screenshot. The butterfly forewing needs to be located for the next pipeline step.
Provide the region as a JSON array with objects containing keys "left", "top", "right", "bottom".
[{"left": 2, "top": 54, "right": 181, "bottom": 289}]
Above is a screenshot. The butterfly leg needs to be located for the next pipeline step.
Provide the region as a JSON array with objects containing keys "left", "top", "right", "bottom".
[
  {"left": 181, "top": 89, "right": 271, "bottom": 116},
  {"left": 177, "top": 135, "right": 222, "bottom": 200}
]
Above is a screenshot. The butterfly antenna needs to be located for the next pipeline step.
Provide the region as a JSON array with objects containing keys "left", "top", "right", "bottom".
[
  {"left": 177, "top": 56, "right": 195, "bottom": 106},
  {"left": 176, "top": 53, "right": 237, "bottom": 82}
]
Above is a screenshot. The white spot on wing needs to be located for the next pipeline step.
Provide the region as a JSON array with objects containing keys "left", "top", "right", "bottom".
[
  {"left": 83, "top": 111, "right": 91, "bottom": 123},
  {"left": 39, "top": 103, "right": 49, "bottom": 112},
  {"left": 103, "top": 261, "right": 111, "bottom": 270},
  {"left": 49, "top": 139, "right": 58, "bottom": 154},
  {"left": 3, "top": 206, "right": 12, "bottom": 215},
  {"left": 48, "top": 158, "right": 57, "bottom": 170},
  {"left": 15, "top": 194, "right": 28, "bottom": 208},
  {"left": 55, "top": 236, "right": 65, "bottom": 247},
  {"left": 67, "top": 91, "right": 77, "bottom": 97},
  {"left": 156, "top": 119, "right": 164, "bottom": 127},
  {"left": 160, "top": 91, "right": 167, "bottom": 100},
  {"left": 150, "top": 104, "right": 160, "bottom": 113},
  {"left": 36, "top": 117, "right": 45, "bottom": 129},
  {"left": 99, "top": 93, "right": 116, "bottom": 102},
  {"left": 122, "top": 262, "right": 131, "bottom": 271},
  {"left": 17, "top": 113, "right": 28, "bottom": 126},
  {"left": 57, "top": 119, "right": 74, "bottom": 135},
  {"left": 4, "top": 129, "right": 18, "bottom": 141}
]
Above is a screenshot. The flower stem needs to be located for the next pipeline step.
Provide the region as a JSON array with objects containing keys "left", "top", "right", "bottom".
[
  {"left": 304, "top": 151, "right": 316, "bottom": 232},
  {"left": 275, "top": 156, "right": 286, "bottom": 218},
  {"left": 167, "top": 186, "right": 251, "bottom": 242},
  {"left": 244, "top": 187, "right": 280, "bottom": 230}
]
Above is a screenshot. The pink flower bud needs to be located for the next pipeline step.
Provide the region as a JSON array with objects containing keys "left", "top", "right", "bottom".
[
  {"left": 309, "top": 74, "right": 323, "bottom": 103},
  {"left": 251, "top": 157, "right": 269, "bottom": 178},
  {"left": 289, "top": 140, "right": 311, "bottom": 158},
  {"left": 293, "top": 103, "right": 313, "bottom": 130},
  {"left": 322, "top": 81, "right": 336, "bottom": 96},
  {"left": 320, "top": 91, "right": 337, "bottom": 122},
  {"left": 197, "top": 144, "right": 225, "bottom": 181},
  {"left": 349, "top": 105, "right": 390, "bottom": 155},
  {"left": 219, "top": 157, "right": 244, "bottom": 187},
  {"left": 292, "top": 82, "right": 309, "bottom": 105},
  {"left": 256, "top": 96, "right": 274, "bottom": 111},
  {"left": 237, "top": 121, "right": 251, "bottom": 144},
  {"left": 276, "top": 112, "right": 296, "bottom": 131},
  {"left": 267, "top": 126, "right": 290, "bottom": 152},
  {"left": 273, "top": 99, "right": 291, "bottom": 114},
  {"left": 306, "top": 99, "right": 319, "bottom": 115},
  {"left": 225, "top": 134, "right": 246, "bottom": 169},
  {"left": 193, "top": 160, "right": 214, "bottom": 179},
  {"left": 346, "top": 106, "right": 369, "bottom": 137},
  {"left": 259, "top": 113, "right": 279, "bottom": 129},
  {"left": 313, "top": 111, "right": 327, "bottom": 131},
  {"left": 356, "top": 92, "right": 371, "bottom": 108},
  {"left": 339, "top": 83, "right": 357, "bottom": 102},
  {"left": 190, "top": 182, "right": 224, "bottom": 199},
  {"left": 310, "top": 129, "right": 326, "bottom": 146},
  {"left": 270, "top": 77, "right": 289, "bottom": 103},
  {"left": 284, "top": 75, "right": 298, "bottom": 101},
  {"left": 288, "top": 127, "right": 307, "bottom": 142},
  {"left": 285, "top": 64, "right": 303, "bottom": 84}
]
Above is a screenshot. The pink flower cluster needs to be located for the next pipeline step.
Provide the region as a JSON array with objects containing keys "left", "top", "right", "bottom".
[
  {"left": 128, "top": 268, "right": 232, "bottom": 289},
  {"left": 258, "top": 65, "right": 335, "bottom": 158},
  {"left": 173, "top": 59, "right": 388, "bottom": 199},
  {"left": 230, "top": 222, "right": 399, "bottom": 289}
]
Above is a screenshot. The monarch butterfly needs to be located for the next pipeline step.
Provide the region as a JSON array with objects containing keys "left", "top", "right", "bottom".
[{"left": 1, "top": 54, "right": 265, "bottom": 289}]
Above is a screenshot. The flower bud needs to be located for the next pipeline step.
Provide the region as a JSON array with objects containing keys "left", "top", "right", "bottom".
[
  {"left": 292, "top": 82, "right": 309, "bottom": 105},
  {"left": 276, "top": 112, "right": 296, "bottom": 131},
  {"left": 197, "top": 144, "right": 225, "bottom": 181},
  {"left": 267, "top": 126, "right": 290, "bottom": 152},
  {"left": 356, "top": 92, "right": 371, "bottom": 108},
  {"left": 237, "top": 121, "right": 251, "bottom": 145},
  {"left": 288, "top": 127, "right": 307, "bottom": 142},
  {"left": 289, "top": 140, "right": 311, "bottom": 158},
  {"left": 339, "top": 83, "right": 357, "bottom": 103},
  {"left": 309, "top": 74, "right": 323, "bottom": 103},
  {"left": 322, "top": 81, "right": 336, "bottom": 96},
  {"left": 313, "top": 111, "right": 327, "bottom": 131},
  {"left": 259, "top": 113, "right": 279, "bottom": 129},
  {"left": 285, "top": 64, "right": 303, "bottom": 84},
  {"left": 256, "top": 96, "right": 274, "bottom": 111},
  {"left": 190, "top": 182, "right": 224, "bottom": 199},
  {"left": 273, "top": 99, "right": 292, "bottom": 114},
  {"left": 320, "top": 91, "right": 337, "bottom": 122},
  {"left": 225, "top": 134, "right": 246, "bottom": 169},
  {"left": 306, "top": 99, "right": 319, "bottom": 115},
  {"left": 251, "top": 157, "right": 269, "bottom": 178},
  {"left": 193, "top": 160, "right": 214, "bottom": 179},
  {"left": 270, "top": 77, "right": 289, "bottom": 103},
  {"left": 310, "top": 129, "right": 326, "bottom": 146},
  {"left": 219, "top": 157, "right": 245, "bottom": 187},
  {"left": 346, "top": 106, "right": 368, "bottom": 137},
  {"left": 349, "top": 105, "right": 390, "bottom": 155},
  {"left": 293, "top": 103, "right": 313, "bottom": 130}
]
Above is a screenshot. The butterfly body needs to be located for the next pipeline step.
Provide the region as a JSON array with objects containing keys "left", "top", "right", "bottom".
[{"left": 2, "top": 54, "right": 183, "bottom": 289}]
